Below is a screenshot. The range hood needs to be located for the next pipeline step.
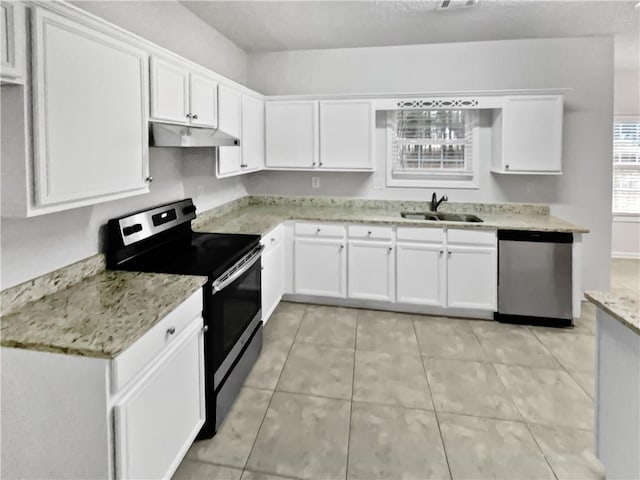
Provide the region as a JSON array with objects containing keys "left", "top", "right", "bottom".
[{"left": 149, "top": 122, "right": 240, "bottom": 147}]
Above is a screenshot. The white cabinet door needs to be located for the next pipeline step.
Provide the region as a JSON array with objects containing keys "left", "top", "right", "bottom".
[
  {"left": 150, "top": 57, "right": 189, "bottom": 125},
  {"left": 319, "top": 100, "right": 374, "bottom": 170},
  {"left": 1, "top": 2, "right": 24, "bottom": 82},
  {"left": 217, "top": 84, "right": 242, "bottom": 176},
  {"left": 446, "top": 246, "right": 497, "bottom": 310},
  {"left": 242, "top": 95, "right": 265, "bottom": 172},
  {"left": 261, "top": 241, "right": 284, "bottom": 324},
  {"left": 114, "top": 320, "right": 205, "bottom": 480},
  {"left": 500, "top": 95, "right": 563, "bottom": 173},
  {"left": 189, "top": 72, "right": 217, "bottom": 128},
  {"left": 266, "top": 101, "right": 319, "bottom": 169},
  {"left": 31, "top": 8, "right": 149, "bottom": 207},
  {"left": 396, "top": 242, "right": 445, "bottom": 307},
  {"left": 294, "top": 237, "right": 346, "bottom": 297},
  {"left": 348, "top": 240, "right": 394, "bottom": 302}
]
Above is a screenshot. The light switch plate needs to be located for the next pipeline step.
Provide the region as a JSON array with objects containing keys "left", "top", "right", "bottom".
[{"left": 373, "top": 179, "right": 385, "bottom": 190}]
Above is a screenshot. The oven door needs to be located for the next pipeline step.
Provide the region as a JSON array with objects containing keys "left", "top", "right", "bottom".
[{"left": 205, "top": 245, "right": 263, "bottom": 388}]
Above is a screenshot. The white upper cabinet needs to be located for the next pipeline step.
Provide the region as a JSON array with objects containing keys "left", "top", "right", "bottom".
[
  {"left": 319, "top": 100, "right": 374, "bottom": 170},
  {"left": 241, "top": 94, "right": 265, "bottom": 172},
  {"left": 189, "top": 71, "right": 218, "bottom": 128},
  {"left": 150, "top": 57, "right": 189, "bottom": 124},
  {"left": 30, "top": 7, "right": 150, "bottom": 210},
  {"left": 1, "top": 1, "right": 25, "bottom": 83},
  {"left": 265, "top": 99, "right": 375, "bottom": 171},
  {"left": 266, "top": 101, "right": 319, "bottom": 169},
  {"left": 217, "top": 84, "right": 242, "bottom": 177},
  {"left": 492, "top": 95, "right": 564, "bottom": 174},
  {"left": 150, "top": 57, "right": 218, "bottom": 128}
]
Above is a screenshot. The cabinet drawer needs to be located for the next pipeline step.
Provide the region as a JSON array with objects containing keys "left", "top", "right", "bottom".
[
  {"left": 348, "top": 224, "right": 393, "bottom": 241},
  {"left": 111, "top": 289, "right": 203, "bottom": 394},
  {"left": 295, "top": 222, "right": 345, "bottom": 238},
  {"left": 447, "top": 229, "right": 496, "bottom": 247},
  {"left": 114, "top": 318, "right": 204, "bottom": 480},
  {"left": 396, "top": 227, "right": 444, "bottom": 243},
  {"left": 261, "top": 224, "right": 284, "bottom": 252}
]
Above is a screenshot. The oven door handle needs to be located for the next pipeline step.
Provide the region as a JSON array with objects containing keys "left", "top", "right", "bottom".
[{"left": 212, "top": 244, "right": 264, "bottom": 294}]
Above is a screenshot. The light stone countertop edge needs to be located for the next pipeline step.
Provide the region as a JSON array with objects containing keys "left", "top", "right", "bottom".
[
  {"left": 585, "top": 291, "right": 640, "bottom": 335},
  {"left": 0, "top": 271, "right": 207, "bottom": 359}
]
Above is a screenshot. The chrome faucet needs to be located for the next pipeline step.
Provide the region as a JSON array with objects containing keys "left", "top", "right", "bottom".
[{"left": 431, "top": 192, "right": 448, "bottom": 212}]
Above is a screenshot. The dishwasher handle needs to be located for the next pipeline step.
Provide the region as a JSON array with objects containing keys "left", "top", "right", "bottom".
[{"left": 498, "top": 230, "right": 573, "bottom": 244}]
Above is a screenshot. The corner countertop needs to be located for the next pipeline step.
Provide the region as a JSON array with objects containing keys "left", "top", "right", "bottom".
[
  {"left": 193, "top": 197, "right": 589, "bottom": 237},
  {"left": 585, "top": 290, "right": 639, "bottom": 335},
  {"left": 0, "top": 271, "right": 206, "bottom": 359}
]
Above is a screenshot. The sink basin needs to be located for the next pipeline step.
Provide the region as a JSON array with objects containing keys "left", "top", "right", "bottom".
[{"left": 400, "top": 211, "right": 483, "bottom": 223}]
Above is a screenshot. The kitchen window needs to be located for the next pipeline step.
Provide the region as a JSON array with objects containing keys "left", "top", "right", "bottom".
[
  {"left": 612, "top": 118, "right": 640, "bottom": 214},
  {"left": 386, "top": 109, "right": 479, "bottom": 188}
]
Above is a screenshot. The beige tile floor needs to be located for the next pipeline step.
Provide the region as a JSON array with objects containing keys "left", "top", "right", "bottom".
[{"left": 174, "top": 260, "right": 639, "bottom": 480}]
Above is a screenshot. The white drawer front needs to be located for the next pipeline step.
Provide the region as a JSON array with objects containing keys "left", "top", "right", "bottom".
[
  {"left": 447, "top": 229, "right": 497, "bottom": 247},
  {"left": 295, "top": 222, "right": 345, "bottom": 238},
  {"left": 111, "top": 289, "right": 203, "bottom": 394},
  {"left": 348, "top": 224, "right": 393, "bottom": 241},
  {"left": 396, "top": 227, "right": 444, "bottom": 243}
]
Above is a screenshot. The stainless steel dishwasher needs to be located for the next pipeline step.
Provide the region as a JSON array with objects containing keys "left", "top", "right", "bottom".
[{"left": 495, "top": 230, "right": 573, "bottom": 327}]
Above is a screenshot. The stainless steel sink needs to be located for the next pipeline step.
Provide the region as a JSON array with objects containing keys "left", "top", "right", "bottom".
[{"left": 400, "top": 211, "right": 483, "bottom": 223}]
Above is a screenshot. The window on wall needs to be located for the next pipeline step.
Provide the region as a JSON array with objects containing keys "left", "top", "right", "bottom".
[
  {"left": 386, "top": 109, "right": 479, "bottom": 188},
  {"left": 613, "top": 118, "right": 640, "bottom": 214}
]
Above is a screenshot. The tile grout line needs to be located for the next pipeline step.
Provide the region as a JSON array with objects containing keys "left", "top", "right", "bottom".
[
  {"left": 344, "top": 308, "right": 359, "bottom": 480},
  {"left": 523, "top": 422, "right": 561, "bottom": 480},
  {"left": 241, "top": 303, "right": 308, "bottom": 473},
  {"left": 527, "top": 323, "right": 596, "bottom": 401},
  {"left": 411, "top": 319, "right": 454, "bottom": 480}
]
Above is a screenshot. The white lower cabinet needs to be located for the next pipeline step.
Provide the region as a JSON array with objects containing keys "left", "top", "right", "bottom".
[
  {"left": 396, "top": 242, "right": 445, "bottom": 307},
  {"left": 290, "top": 222, "right": 496, "bottom": 314},
  {"left": 0, "top": 290, "right": 205, "bottom": 480},
  {"left": 446, "top": 245, "right": 497, "bottom": 310},
  {"left": 348, "top": 240, "right": 395, "bottom": 302},
  {"left": 294, "top": 225, "right": 346, "bottom": 297},
  {"left": 114, "top": 319, "right": 204, "bottom": 480},
  {"left": 261, "top": 226, "right": 284, "bottom": 323}
]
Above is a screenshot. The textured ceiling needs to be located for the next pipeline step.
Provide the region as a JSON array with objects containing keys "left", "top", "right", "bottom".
[{"left": 181, "top": 0, "right": 640, "bottom": 70}]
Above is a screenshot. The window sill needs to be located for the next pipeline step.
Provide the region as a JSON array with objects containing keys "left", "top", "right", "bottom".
[
  {"left": 387, "top": 176, "right": 479, "bottom": 189},
  {"left": 612, "top": 213, "right": 640, "bottom": 223}
]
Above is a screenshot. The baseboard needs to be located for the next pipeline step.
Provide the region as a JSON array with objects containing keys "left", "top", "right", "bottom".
[
  {"left": 612, "top": 252, "right": 640, "bottom": 259},
  {"left": 281, "top": 294, "right": 495, "bottom": 320}
]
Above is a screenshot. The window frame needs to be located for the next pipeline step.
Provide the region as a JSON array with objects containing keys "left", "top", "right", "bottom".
[
  {"left": 385, "top": 108, "right": 481, "bottom": 189},
  {"left": 612, "top": 114, "right": 640, "bottom": 216}
]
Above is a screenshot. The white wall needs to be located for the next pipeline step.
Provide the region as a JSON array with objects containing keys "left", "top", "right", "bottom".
[
  {"left": 246, "top": 37, "right": 614, "bottom": 291},
  {"left": 614, "top": 69, "right": 640, "bottom": 116},
  {"left": 612, "top": 68, "right": 640, "bottom": 258},
  {"left": 0, "top": 2, "right": 249, "bottom": 289},
  {"left": 69, "top": 1, "right": 247, "bottom": 84}
]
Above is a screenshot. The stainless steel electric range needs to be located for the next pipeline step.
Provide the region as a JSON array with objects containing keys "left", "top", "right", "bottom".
[{"left": 106, "top": 198, "right": 263, "bottom": 439}]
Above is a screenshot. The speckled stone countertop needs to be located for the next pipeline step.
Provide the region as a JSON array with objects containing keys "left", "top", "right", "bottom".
[
  {"left": 585, "top": 291, "right": 639, "bottom": 335},
  {"left": 193, "top": 195, "right": 589, "bottom": 236},
  {"left": 0, "top": 271, "right": 205, "bottom": 358}
]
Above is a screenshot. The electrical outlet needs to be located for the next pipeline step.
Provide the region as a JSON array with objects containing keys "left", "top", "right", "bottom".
[
  {"left": 526, "top": 182, "right": 533, "bottom": 194},
  {"left": 373, "top": 179, "right": 385, "bottom": 190},
  {"left": 312, "top": 177, "right": 320, "bottom": 189},
  {"left": 196, "top": 185, "right": 204, "bottom": 201}
]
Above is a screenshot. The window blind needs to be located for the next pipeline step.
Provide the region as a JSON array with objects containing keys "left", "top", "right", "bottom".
[
  {"left": 390, "top": 110, "right": 473, "bottom": 176},
  {"left": 613, "top": 121, "right": 640, "bottom": 214}
]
